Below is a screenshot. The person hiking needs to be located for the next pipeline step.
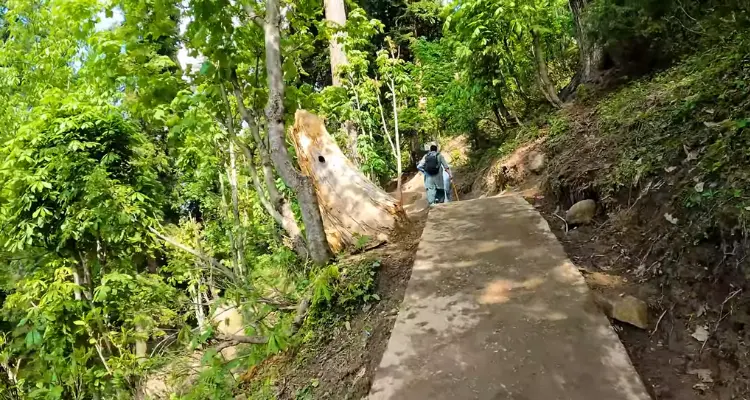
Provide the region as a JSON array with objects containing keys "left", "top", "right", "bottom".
[{"left": 417, "top": 144, "right": 452, "bottom": 205}]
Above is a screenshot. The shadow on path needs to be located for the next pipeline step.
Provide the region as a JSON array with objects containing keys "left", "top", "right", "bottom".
[{"left": 368, "top": 195, "right": 652, "bottom": 400}]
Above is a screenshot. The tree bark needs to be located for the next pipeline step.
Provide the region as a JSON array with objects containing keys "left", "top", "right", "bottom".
[
  {"left": 343, "top": 119, "right": 359, "bottom": 165},
  {"left": 569, "top": 0, "right": 604, "bottom": 83},
  {"left": 491, "top": 105, "right": 506, "bottom": 129},
  {"left": 325, "top": 0, "right": 361, "bottom": 165},
  {"left": 226, "top": 142, "right": 245, "bottom": 276},
  {"left": 219, "top": 85, "right": 246, "bottom": 276},
  {"left": 264, "top": 0, "right": 332, "bottom": 265},
  {"left": 219, "top": 172, "right": 240, "bottom": 274},
  {"left": 387, "top": 78, "right": 403, "bottom": 202},
  {"left": 236, "top": 139, "right": 309, "bottom": 258},
  {"left": 290, "top": 110, "right": 407, "bottom": 252},
  {"left": 230, "top": 76, "right": 309, "bottom": 260},
  {"left": 324, "top": 0, "right": 348, "bottom": 87},
  {"left": 531, "top": 29, "right": 564, "bottom": 108}
]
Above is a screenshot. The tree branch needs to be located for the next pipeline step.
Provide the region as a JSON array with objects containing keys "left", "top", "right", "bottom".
[
  {"left": 216, "top": 334, "right": 269, "bottom": 345},
  {"left": 242, "top": 3, "right": 264, "bottom": 27},
  {"left": 149, "top": 227, "right": 236, "bottom": 280},
  {"left": 212, "top": 297, "right": 310, "bottom": 352},
  {"left": 233, "top": 138, "right": 285, "bottom": 224}
]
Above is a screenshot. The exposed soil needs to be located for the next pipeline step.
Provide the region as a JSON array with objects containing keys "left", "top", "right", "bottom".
[{"left": 240, "top": 210, "right": 427, "bottom": 399}]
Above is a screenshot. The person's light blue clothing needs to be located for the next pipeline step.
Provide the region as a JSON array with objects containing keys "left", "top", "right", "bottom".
[
  {"left": 417, "top": 151, "right": 451, "bottom": 205},
  {"left": 443, "top": 170, "right": 452, "bottom": 203}
]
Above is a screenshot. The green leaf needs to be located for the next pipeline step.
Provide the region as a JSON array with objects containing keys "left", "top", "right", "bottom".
[
  {"left": 25, "top": 329, "right": 42, "bottom": 347},
  {"left": 199, "top": 61, "right": 214, "bottom": 76}
]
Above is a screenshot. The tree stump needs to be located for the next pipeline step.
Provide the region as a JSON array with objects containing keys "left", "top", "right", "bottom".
[{"left": 290, "top": 110, "right": 408, "bottom": 252}]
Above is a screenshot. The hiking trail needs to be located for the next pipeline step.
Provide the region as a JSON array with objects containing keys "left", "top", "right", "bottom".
[{"left": 368, "top": 195, "right": 651, "bottom": 400}]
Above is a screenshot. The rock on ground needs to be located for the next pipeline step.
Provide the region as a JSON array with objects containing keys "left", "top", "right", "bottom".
[
  {"left": 565, "top": 199, "right": 596, "bottom": 225},
  {"left": 527, "top": 151, "right": 546, "bottom": 173},
  {"left": 613, "top": 295, "right": 649, "bottom": 329}
]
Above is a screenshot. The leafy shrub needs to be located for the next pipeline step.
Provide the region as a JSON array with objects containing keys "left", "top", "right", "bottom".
[{"left": 309, "top": 259, "right": 381, "bottom": 321}]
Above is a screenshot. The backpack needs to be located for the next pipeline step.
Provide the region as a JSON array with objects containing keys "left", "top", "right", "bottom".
[{"left": 424, "top": 152, "right": 440, "bottom": 175}]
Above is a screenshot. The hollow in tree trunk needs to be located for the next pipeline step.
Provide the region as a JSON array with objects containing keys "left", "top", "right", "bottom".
[{"left": 290, "top": 110, "right": 407, "bottom": 252}]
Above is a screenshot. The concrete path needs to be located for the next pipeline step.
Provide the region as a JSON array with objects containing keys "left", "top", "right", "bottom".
[{"left": 369, "top": 195, "right": 651, "bottom": 400}]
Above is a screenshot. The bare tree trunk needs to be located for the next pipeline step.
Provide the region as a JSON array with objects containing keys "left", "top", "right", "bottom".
[
  {"left": 491, "top": 105, "right": 506, "bottom": 129},
  {"left": 377, "top": 90, "right": 398, "bottom": 160},
  {"left": 237, "top": 140, "right": 309, "bottom": 258},
  {"left": 192, "top": 281, "right": 206, "bottom": 330},
  {"left": 135, "top": 322, "right": 147, "bottom": 363},
  {"left": 324, "top": 0, "right": 348, "bottom": 87},
  {"left": 227, "top": 141, "right": 245, "bottom": 276},
  {"left": 230, "top": 76, "right": 310, "bottom": 260},
  {"left": 265, "top": 0, "right": 332, "bottom": 265},
  {"left": 569, "top": 0, "right": 604, "bottom": 82},
  {"left": 531, "top": 30, "right": 563, "bottom": 108},
  {"left": 72, "top": 269, "right": 83, "bottom": 301},
  {"left": 409, "top": 134, "right": 420, "bottom": 169},
  {"left": 387, "top": 78, "right": 403, "bottom": 202},
  {"left": 343, "top": 120, "right": 359, "bottom": 165},
  {"left": 325, "top": 1, "right": 360, "bottom": 167},
  {"left": 290, "top": 110, "right": 407, "bottom": 252},
  {"left": 219, "top": 85, "right": 246, "bottom": 276},
  {"left": 219, "top": 173, "right": 240, "bottom": 274}
]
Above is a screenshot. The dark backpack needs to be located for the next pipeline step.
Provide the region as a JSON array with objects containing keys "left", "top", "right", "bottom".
[{"left": 424, "top": 152, "right": 440, "bottom": 175}]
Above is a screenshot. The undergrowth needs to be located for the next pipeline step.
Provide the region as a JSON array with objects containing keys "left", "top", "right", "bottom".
[{"left": 237, "top": 256, "right": 381, "bottom": 399}]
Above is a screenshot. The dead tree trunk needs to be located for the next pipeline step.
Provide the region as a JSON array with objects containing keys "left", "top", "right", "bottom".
[
  {"left": 265, "top": 0, "right": 332, "bottom": 264},
  {"left": 290, "top": 110, "right": 407, "bottom": 252}
]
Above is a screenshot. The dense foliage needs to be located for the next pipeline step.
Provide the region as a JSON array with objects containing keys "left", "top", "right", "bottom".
[{"left": 0, "top": 0, "right": 745, "bottom": 397}]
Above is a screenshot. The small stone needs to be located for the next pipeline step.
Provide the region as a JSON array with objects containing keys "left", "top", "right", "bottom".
[
  {"left": 688, "top": 368, "right": 713, "bottom": 383},
  {"left": 664, "top": 213, "right": 679, "bottom": 224},
  {"left": 565, "top": 199, "right": 596, "bottom": 225},
  {"left": 345, "top": 321, "right": 351, "bottom": 331},
  {"left": 527, "top": 151, "right": 546, "bottom": 173},
  {"left": 612, "top": 295, "right": 649, "bottom": 329},
  {"left": 692, "top": 325, "right": 709, "bottom": 342}
]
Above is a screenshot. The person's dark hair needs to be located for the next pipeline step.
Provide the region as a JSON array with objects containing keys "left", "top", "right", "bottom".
[{"left": 430, "top": 144, "right": 438, "bottom": 152}]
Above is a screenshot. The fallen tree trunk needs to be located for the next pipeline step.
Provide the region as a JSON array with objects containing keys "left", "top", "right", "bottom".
[{"left": 290, "top": 110, "right": 408, "bottom": 252}]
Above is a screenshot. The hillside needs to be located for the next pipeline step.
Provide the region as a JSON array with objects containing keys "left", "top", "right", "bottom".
[{"left": 452, "top": 33, "right": 750, "bottom": 398}]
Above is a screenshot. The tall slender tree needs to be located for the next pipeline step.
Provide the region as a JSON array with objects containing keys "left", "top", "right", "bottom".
[
  {"left": 262, "top": 0, "right": 333, "bottom": 265},
  {"left": 325, "top": 0, "right": 349, "bottom": 87}
]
